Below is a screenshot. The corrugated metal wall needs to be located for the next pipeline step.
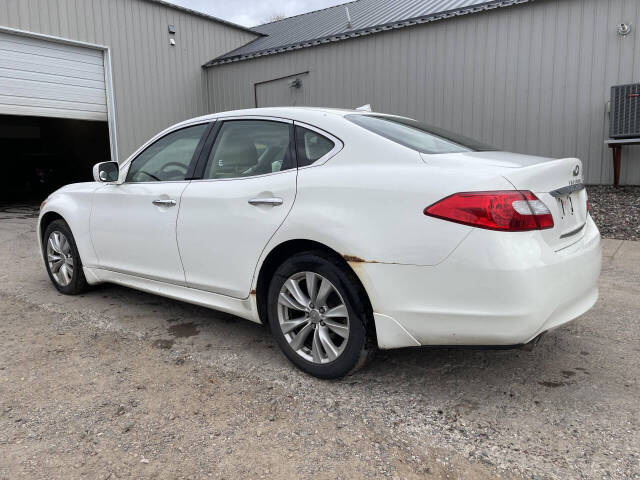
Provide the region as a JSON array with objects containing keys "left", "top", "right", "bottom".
[
  {"left": 255, "top": 72, "right": 310, "bottom": 107},
  {"left": 206, "top": 0, "right": 640, "bottom": 185},
  {"left": 0, "top": 0, "right": 256, "bottom": 160}
]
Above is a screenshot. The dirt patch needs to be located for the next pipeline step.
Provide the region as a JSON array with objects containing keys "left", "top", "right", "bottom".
[
  {"left": 0, "top": 294, "right": 507, "bottom": 480},
  {"left": 151, "top": 339, "right": 174, "bottom": 350},
  {"left": 538, "top": 381, "right": 567, "bottom": 388},
  {"left": 167, "top": 322, "right": 199, "bottom": 338}
]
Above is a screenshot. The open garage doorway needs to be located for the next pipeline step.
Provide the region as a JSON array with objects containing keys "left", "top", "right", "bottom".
[{"left": 0, "top": 114, "right": 110, "bottom": 202}]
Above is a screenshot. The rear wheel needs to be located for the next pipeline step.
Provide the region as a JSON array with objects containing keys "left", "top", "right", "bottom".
[
  {"left": 267, "top": 251, "right": 376, "bottom": 379},
  {"left": 43, "top": 219, "right": 88, "bottom": 295}
]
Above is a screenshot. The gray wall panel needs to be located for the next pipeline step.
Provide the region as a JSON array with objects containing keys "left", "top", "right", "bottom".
[
  {"left": 207, "top": 0, "right": 640, "bottom": 185},
  {"left": 256, "top": 72, "right": 310, "bottom": 107},
  {"left": 0, "top": 0, "right": 256, "bottom": 160}
]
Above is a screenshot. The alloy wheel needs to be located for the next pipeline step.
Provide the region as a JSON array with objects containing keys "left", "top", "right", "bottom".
[
  {"left": 46, "top": 231, "right": 74, "bottom": 287},
  {"left": 277, "top": 271, "right": 350, "bottom": 364}
]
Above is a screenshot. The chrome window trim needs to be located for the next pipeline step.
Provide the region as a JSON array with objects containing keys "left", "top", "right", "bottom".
[
  {"left": 189, "top": 168, "right": 298, "bottom": 184},
  {"left": 214, "top": 114, "right": 294, "bottom": 124}
]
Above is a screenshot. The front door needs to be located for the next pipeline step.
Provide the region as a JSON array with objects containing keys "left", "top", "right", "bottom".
[
  {"left": 90, "top": 123, "right": 210, "bottom": 284},
  {"left": 177, "top": 119, "right": 297, "bottom": 298}
]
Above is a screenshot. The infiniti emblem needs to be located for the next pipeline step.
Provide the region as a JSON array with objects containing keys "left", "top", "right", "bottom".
[{"left": 573, "top": 165, "right": 580, "bottom": 177}]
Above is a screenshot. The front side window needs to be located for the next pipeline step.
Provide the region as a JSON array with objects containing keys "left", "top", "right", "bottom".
[
  {"left": 295, "top": 126, "right": 335, "bottom": 167},
  {"left": 126, "top": 124, "right": 208, "bottom": 182},
  {"left": 203, "top": 120, "right": 293, "bottom": 180},
  {"left": 345, "top": 114, "right": 494, "bottom": 154}
]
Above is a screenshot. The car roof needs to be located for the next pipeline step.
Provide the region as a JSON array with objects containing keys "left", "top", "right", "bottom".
[
  {"left": 179, "top": 107, "right": 366, "bottom": 125},
  {"left": 175, "top": 107, "right": 408, "bottom": 132}
]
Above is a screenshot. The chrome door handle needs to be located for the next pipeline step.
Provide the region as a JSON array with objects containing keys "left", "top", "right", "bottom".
[
  {"left": 152, "top": 199, "right": 176, "bottom": 207},
  {"left": 248, "top": 197, "right": 283, "bottom": 206}
]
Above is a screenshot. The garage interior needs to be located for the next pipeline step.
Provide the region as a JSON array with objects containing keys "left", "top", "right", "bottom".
[{"left": 0, "top": 114, "right": 110, "bottom": 202}]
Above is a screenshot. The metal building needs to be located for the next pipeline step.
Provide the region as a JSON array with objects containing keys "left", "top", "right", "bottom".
[
  {"left": 204, "top": 0, "right": 640, "bottom": 185},
  {"left": 1, "top": 0, "right": 638, "bottom": 190},
  {"left": 0, "top": 0, "right": 257, "bottom": 199}
]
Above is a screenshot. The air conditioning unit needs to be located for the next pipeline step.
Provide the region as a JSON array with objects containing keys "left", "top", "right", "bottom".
[{"left": 610, "top": 83, "right": 640, "bottom": 139}]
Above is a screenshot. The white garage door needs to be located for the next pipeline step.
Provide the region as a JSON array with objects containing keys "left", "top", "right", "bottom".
[{"left": 0, "top": 31, "right": 107, "bottom": 121}]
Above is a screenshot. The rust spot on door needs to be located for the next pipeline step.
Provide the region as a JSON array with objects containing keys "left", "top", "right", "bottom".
[{"left": 343, "top": 255, "right": 366, "bottom": 263}]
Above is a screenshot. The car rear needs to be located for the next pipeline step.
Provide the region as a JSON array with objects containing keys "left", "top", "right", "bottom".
[
  {"left": 342, "top": 113, "right": 601, "bottom": 348},
  {"left": 353, "top": 192, "right": 600, "bottom": 347}
]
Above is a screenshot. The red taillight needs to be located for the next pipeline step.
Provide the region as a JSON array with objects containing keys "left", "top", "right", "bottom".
[{"left": 424, "top": 191, "right": 554, "bottom": 232}]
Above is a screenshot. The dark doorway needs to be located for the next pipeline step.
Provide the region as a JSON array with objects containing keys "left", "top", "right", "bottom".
[{"left": 0, "top": 115, "right": 111, "bottom": 202}]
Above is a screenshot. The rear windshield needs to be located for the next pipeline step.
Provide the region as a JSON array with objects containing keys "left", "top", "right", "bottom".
[{"left": 345, "top": 114, "right": 494, "bottom": 154}]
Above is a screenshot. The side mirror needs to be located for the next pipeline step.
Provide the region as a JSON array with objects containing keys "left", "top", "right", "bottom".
[{"left": 93, "top": 161, "right": 119, "bottom": 183}]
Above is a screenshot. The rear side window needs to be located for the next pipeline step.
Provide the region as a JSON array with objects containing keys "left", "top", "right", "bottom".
[
  {"left": 295, "top": 126, "right": 335, "bottom": 167},
  {"left": 345, "top": 114, "right": 494, "bottom": 154}
]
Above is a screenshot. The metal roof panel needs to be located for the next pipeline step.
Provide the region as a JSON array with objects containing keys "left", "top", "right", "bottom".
[{"left": 205, "top": 0, "right": 532, "bottom": 67}]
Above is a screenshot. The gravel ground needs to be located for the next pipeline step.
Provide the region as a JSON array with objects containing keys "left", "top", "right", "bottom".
[
  {"left": 587, "top": 185, "right": 640, "bottom": 241},
  {"left": 0, "top": 215, "right": 639, "bottom": 479}
]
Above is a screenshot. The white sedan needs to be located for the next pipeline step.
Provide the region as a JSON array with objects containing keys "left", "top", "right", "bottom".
[{"left": 38, "top": 107, "right": 602, "bottom": 378}]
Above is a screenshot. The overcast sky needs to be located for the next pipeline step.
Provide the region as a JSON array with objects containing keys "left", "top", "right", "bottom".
[{"left": 165, "top": 0, "right": 351, "bottom": 28}]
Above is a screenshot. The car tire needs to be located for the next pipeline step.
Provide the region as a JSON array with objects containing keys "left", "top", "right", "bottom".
[
  {"left": 267, "top": 250, "right": 376, "bottom": 379},
  {"left": 42, "top": 219, "right": 88, "bottom": 295}
]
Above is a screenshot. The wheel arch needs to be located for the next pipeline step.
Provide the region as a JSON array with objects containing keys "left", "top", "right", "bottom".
[
  {"left": 254, "top": 239, "right": 375, "bottom": 334},
  {"left": 38, "top": 190, "right": 98, "bottom": 269},
  {"left": 39, "top": 211, "right": 66, "bottom": 242}
]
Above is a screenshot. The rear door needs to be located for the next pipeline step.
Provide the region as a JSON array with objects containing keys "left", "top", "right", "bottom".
[
  {"left": 177, "top": 118, "right": 297, "bottom": 298},
  {"left": 90, "top": 122, "right": 211, "bottom": 284}
]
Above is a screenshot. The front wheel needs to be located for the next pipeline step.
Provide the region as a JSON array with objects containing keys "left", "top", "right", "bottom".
[
  {"left": 267, "top": 251, "right": 376, "bottom": 379},
  {"left": 42, "top": 219, "right": 88, "bottom": 295}
]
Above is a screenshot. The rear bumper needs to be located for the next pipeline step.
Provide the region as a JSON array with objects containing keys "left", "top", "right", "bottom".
[{"left": 355, "top": 216, "right": 602, "bottom": 349}]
